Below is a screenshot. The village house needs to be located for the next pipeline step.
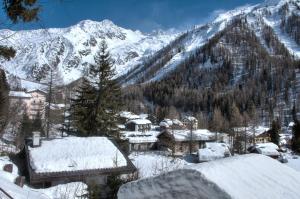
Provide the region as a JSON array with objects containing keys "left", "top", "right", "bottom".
[
  {"left": 159, "top": 119, "right": 184, "bottom": 131},
  {"left": 157, "top": 129, "right": 215, "bottom": 156},
  {"left": 254, "top": 131, "right": 271, "bottom": 144},
  {"left": 125, "top": 119, "right": 152, "bottom": 132},
  {"left": 24, "top": 134, "right": 136, "bottom": 188},
  {"left": 119, "top": 111, "right": 140, "bottom": 124},
  {"left": 121, "top": 131, "right": 161, "bottom": 152},
  {"left": 9, "top": 89, "right": 47, "bottom": 119},
  {"left": 182, "top": 116, "right": 198, "bottom": 130}
]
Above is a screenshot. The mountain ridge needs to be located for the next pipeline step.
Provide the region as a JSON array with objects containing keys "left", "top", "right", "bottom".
[{"left": 0, "top": 19, "right": 178, "bottom": 84}]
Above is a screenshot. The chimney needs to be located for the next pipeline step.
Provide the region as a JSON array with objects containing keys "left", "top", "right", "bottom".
[
  {"left": 32, "top": 131, "right": 41, "bottom": 147},
  {"left": 3, "top": 164, "right": 13, "bottom": 173},
  {"left": 15, "top": 176, "right": 25, "bottom": 187}
]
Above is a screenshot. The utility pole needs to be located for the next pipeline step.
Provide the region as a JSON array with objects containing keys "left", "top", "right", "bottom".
[
  {"left": 189, "top": 120, "right": 193, "bottom": 155},
  {"left": 46, "top": 69, "right": 53, "bottom": 139},
  {"left": 61, "top": 90, "right": 68, "bottom": 137},
  {"left": 244, "top": 120, "right": 247, "bottom": 154}
]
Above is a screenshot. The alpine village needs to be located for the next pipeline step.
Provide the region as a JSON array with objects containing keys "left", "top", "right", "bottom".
[{"left": 1, "top": 0, "right": 300, "bottom": 198}]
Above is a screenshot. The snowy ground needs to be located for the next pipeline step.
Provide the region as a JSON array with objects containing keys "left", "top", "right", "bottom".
[
  {"left": 28, "top": 182, "right": 87, "bottom": 199},
  {"left": 284, "top": 153, "right": 300, "bottom": 172},
  {"left": 129, "top": 151, "right": 191, "bottom": 178}
]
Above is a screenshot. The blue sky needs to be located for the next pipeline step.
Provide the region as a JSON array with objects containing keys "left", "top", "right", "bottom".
[{"left": 1, "top": 0, "right": 263, "bottom": 32}]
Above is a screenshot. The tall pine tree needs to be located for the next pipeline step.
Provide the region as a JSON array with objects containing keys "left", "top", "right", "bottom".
[
  {"left": 270, "top": 119, "right": 280, "bottom": 145},
  {"left": 32, "top": 111, "right": 44, "bottom": 136},
  {"left": 70, "top": 41, "right": 121, "bottom": 137},
  {"left": 70, "top": 78, "right": 96, "bottom": 136},
  {"left": 291, "top": 105, "right": 300, "bottom": 152},
  {"left": 16, "top": 112, "right": 32, "bottom": 148},
  {"left": 0, "top": 69, "right": 9, "bottom": 136}
]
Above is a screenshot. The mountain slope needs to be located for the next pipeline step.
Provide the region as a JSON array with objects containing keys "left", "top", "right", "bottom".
[
  {"left": 0, "top": 19, "right": 178, "bottom": 83},
  {"left": 121, "top": 0, "right": 300, "bottom": 126},
  {"left": 121, "top": 0, "right": 300, "bottom": 85}
]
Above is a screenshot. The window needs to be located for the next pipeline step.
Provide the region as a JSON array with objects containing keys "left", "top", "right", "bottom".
[{"left": 179, "top": 143, "right": 183, "bottom": 151}]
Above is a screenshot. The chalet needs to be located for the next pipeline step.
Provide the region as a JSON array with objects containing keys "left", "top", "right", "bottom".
[
  {"left": 119, "top": 111, "right": 140, "bottom": 124},
  {"left": 26, "top": 89, "right": 47, "bottom": 119},
  {"left": 254, "top": 131, "right": 271, "bottom": 144},
  {"left": 24, "top": 134, "right": 136, "bottom": 188},
  {"left": 125, "top": 119, "right": 152, "bottom": 132},
  {"left": 157, "top": 129, "right": 215, "bottom": 156},
  {"left": 247, "top": 142, "right": 280, "bottom": 159},
  {"left": 198, "top": 142, "right": 231, "bottom": 162},
  {"left": 159, "top": 119, "right": 184, "bottom": 130},
  {"left": 121, "top": 131, "right": 160, "bottom": 152},
  {"left": 9, "top": 89, "right": 47, "bottom": 119},
  {"left": 182, "top": 116, "right": 198, "bottom": 130}
]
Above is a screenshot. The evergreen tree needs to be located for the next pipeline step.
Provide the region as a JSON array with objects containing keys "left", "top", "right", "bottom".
[
  {"left": 1, "top": 0, "right": 39, "bottom": 60},
  {"left": 16, "top": 112, "right": 32, "bottom": 148},
  {"left": 90, "top": 40, "right": 122, "bottom": 137},
  {"left": 70, "top": 41, "right": 121, "bottom": 137},
  {"left": 291, "top": 105, "right": 300, "bottom": 152},
  {"left": 31, "top": 111, "right": 44, "bottom": 136},
  {"left": 19, "top": 112, "right": 32, "bottom": 137},
  {"left": 70, "top": 78, "right": 96, "bottom": 136},
  {"left": 0, "top": 69, "right": 9, "bottom": 136},
  {"left": 270, "top": 119, "right": 280, "bottom": 145}
]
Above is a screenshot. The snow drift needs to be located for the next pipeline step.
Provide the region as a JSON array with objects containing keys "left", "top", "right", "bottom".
[{"left": 118, "top": 154, "right": 300, "bottom": 199}]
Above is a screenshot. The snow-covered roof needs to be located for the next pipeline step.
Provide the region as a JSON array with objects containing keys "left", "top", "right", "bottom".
[
  {"left": 165, "top": 129, "right": 215, "bottom": 141},
  {"left": 139, "top": 114, "right": 148, "bottom": 119},
  {"left": 120, "top": 111, "right": 140, "bottom": 120},
  {"left": 182, "top": 116, "right": 197, "bottom": 122},
  {"left": 289, "top": 122, "right": 295, "bottom": 127},
  {"left": 28, "top": 137, "right": 128, "bottom": 173},
  {"left": 50, "top": 103, "right": 65, "bottom": 110},
  {"left": 20, "top": 79, "right": 48, "bottom": 91},
  {"left": 27, "top": 89, "right": 47, "bottom": 94},
  {"left": 159, "top": 119, "right": 183, "bottom": 127},
  {"left": 198, "top": 142, "right": 231, "bottom": 162},
  {"left": 9, "top": 91, "right": 31, "bottom": 98},
  {"left": 118, "top": 154, "right": 300, "bottom": 199},
  {"left": 121, "top": 131, "right": 160, "bottom": 143},
  {"left": 234, "top": 126, "right": 269, "bottom": 137},
  {"left": 127, "top": 119, "right": 152, "bottom": 125}
]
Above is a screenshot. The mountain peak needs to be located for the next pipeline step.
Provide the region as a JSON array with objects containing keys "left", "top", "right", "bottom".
[{"left": 78, "top": 19, "right": 115, "bottom": 26}]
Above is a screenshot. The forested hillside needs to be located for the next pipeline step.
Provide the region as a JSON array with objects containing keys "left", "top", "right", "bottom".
[{"left": 122, "top": 0, "right": 300, "bottom": 128}]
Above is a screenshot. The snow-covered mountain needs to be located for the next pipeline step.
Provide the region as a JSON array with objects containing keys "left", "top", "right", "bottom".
[
  {"left": 120, "top": 0, "right": 300, "bottom": 85},
  {"left": 0, "top": 0, "right": 299, "bottom": 89},
  {"left": 119, "top": 0, "right": 300, "bottom": 125},
  {"left": 0, "top": 19, "right": 178, "bottom": 83}
]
